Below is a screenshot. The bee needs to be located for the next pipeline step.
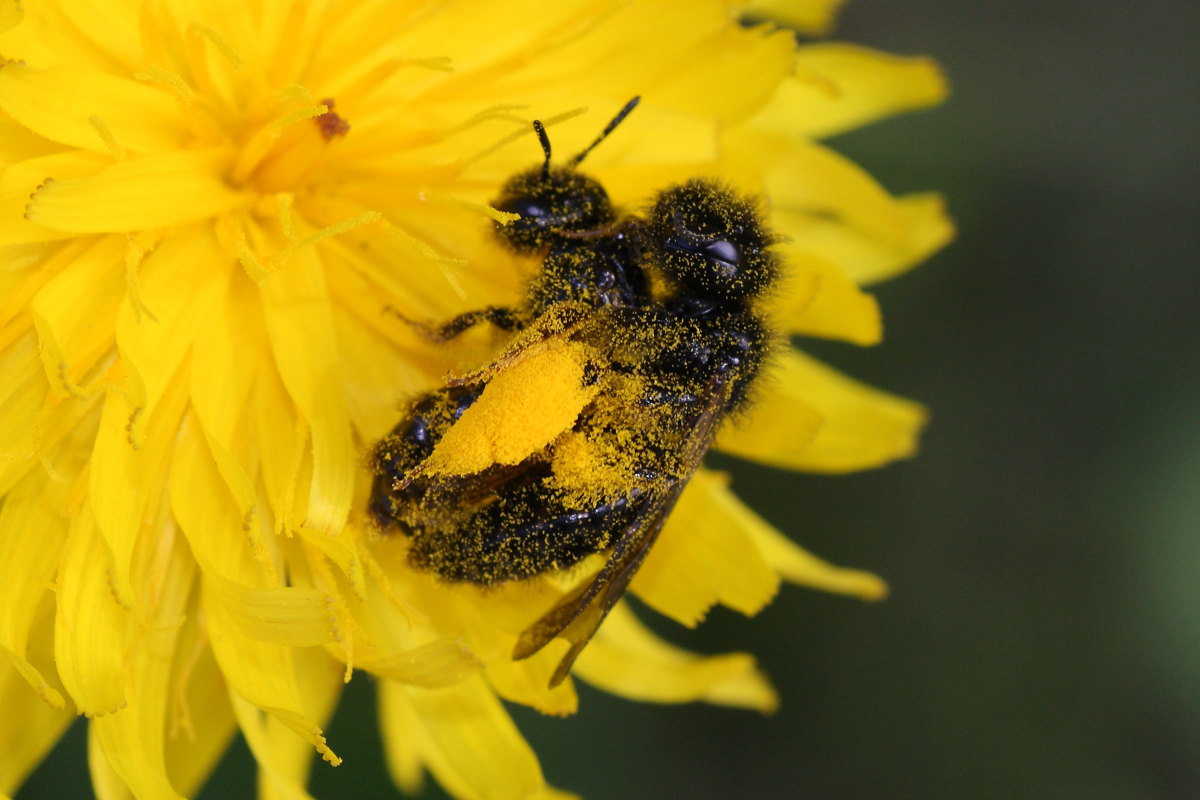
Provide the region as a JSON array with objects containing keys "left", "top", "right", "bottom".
[{"left": 370, "top": 98, "right": 779, "bottom": 686}]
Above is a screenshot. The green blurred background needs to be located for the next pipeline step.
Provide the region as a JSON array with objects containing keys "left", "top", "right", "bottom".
[{"left": 22, "top": 1, "right": 1200, "bottom": 798}]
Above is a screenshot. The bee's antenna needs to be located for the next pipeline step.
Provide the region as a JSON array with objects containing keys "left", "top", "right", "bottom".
[
  {"left": 532, "top": 120, "right": 553, "bottom": 180},
  {"left": 568, "top": 96, "right": 641, "bottom": 168}
]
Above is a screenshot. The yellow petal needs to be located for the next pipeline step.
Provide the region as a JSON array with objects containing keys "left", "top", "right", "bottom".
[
  {"left": 205, "top": 587, "right": 340, "bottom": 768},
  {"left": 738, "top": 0, "right": 844, "bottom": 34},
  {"left": 752, "top": 44, "right": 949, "bottom": 140},
  {"left": 0, "top": 623, "right": 73, "bottom": 796},
  {"left": 188, "top": 277, "right": 262, "bottom": 509},
  {"left": 721, "top": 348, "right": 927, "bottom": 472},
  {"left": 0, "top": 62, "right": 186, "bottom": 155},
  {"left": 0, "top": 151, "right": 108, "bottom": 245},
  {"left": 170, "top": 410, "right": 343, "bottom": 654},
  {"left": 207, "top": 573, "right": 337, "bottom": 647},
  {"left": 0, "top": 0, "right": 22, "bottom": 34},
  {"left": 162, "top": 614, "right": 237, "bottom": 798},
  {"left": 87, "top": 727, "right": 134, "bottom": 800},
  {"left": 260, "top": 242, "right": 354, "bottom": 535},
  {"left": 0, "top": 456, "right": 72, "bottom": 710},
  {"left": 747, "top": 518, "right": 888, "bottom": 599},
  {"left": 780, "top": 192, "right": 955, "bottom": 286},
  {"left": 54, "top": 498, "right": 129, "bottom": 717},
  {"left": 632, "top": 470, "right": 780, "bottom": 626},
  {"left": 90, "top": 530, "right": 195, "bottom": 800},
  {"left": 363, "top": 640, "right": 481, "bottom": 688},
  {"left": 648, "top": 22, "right": 797, "bottom": 124},
  {"left": 774, "top": 245, "right": 882, "bottom": 345},
  {"left": 229, "top": 693, "right": 318, "bottom": 800},
  {"left": 484, "top": 652, "right": 578, "bottom": 718},
  {"left": 423, "top": 337, "right": 597, "bottom": 476},
  {"left": 573, "top": 604, "right": 778, "bottom": 712},
  {"left": 0, "top": 332, "right": 43, "bottom": 470},
  {"left": 255, "top": 647, "right": 345, "bottom": 800},
  {"left": 30, "top": 235, "right": 125, "bottom": 397},
  {"left": 379, "top": 675, "right": 546, "bottom": 800},
  {"left": 24, "top": 150, "right": 246, "bottom": 233},
  {"left": 89, "top": 360, "right": 190, "bottom": 609},
  {"left": 766, "top": 137, "right": 917, "bottom": 243}
]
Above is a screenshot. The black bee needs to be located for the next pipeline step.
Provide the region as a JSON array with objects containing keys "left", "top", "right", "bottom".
[{"left": 370, "top": 98, "right": 778, "bottom": 686}]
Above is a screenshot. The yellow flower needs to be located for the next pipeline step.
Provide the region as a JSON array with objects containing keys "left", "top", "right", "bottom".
[{"left": 0, "top": 1, "right": 952, "bottom": 798}]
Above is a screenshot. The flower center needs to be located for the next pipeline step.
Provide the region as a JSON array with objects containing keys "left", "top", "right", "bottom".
[{"left": 228, "top": 95, "right": 349, "bottom": 194}]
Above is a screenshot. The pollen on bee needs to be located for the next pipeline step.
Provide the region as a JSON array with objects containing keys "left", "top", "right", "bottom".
[{"left": 422, "top": 339, "right": 600, "bottom": 477}]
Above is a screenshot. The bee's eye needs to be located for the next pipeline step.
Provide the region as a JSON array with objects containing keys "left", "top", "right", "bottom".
[
  {"left": 704, "top": 239, "right": 739, "bottom": 268},
  {"left": 649, "top": 179, "right": 775, "bottom": 303},
  {"left": 499, "top": 196, "right": 547, "bottom": 220},
  {"left": 492, "top": 167, "right": 614, "bottom": 253}
]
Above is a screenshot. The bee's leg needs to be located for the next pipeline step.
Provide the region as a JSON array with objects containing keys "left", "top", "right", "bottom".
[
  {"left": 385, "top": 305, "right": 523, "bottom": 342},
  {"left": 430, "top": 306, "right": 523, "bottom": 340}
]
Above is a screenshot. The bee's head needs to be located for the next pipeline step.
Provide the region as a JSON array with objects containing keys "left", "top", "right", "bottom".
[
  {"left": 492, "top": 162, "right": 614, "bottom": 253},
  {"left": 647, "top": 179, "right": 777, "bottom": 305},
  {"left": 492, "top": 98, "right": 640, "bottom": 253}
]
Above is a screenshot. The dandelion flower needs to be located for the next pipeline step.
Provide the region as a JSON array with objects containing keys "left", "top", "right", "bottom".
[{"left": 0, "top": 1, "right": 952, "bottom": 797}]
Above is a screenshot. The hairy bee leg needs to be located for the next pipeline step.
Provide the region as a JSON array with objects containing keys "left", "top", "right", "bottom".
[
  {"left": 384, "top": 304, "right": 523, "bottom": 342},
  {"left": 429, "top": 306, "right": 523, "bottom": 340}
]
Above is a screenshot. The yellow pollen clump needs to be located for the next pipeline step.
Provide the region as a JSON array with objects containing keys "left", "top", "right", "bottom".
[{"left": 421, "top": 340, "right": 599, "bottom": 476}]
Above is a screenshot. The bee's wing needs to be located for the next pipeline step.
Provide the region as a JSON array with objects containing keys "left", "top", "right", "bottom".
[{"left": 513, "top": 375, "right": 734, "bottom": 688}]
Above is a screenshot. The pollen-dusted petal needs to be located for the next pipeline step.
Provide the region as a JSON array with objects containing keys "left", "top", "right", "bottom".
[
  {"left": 54, "top": 499, "right": 130, "bottom": 717},
  {"left": 423, "top": 338, "right": 598, "bottom": 476},
  {"left": 260, "top": 244, "right": 354, "bottom": 535},
  {"left": 25, "top": 150, "right": 246, "bottom": 233},
  {"left": 738, "top": 0, "right": 844, "bottom": 34},
  {"left": 574, "top": 604, "right": 778, "bottom": 712},
  {"left": 380, "top": 675, "right": 546, "bottom": 800},
  {"left": 782, "top": 192, "right": 955, "bottom": 286},
  {"left": 752, "top": 44, "right": 949, "bottom": 140},
  {"left": 749, "top": 517, "right": 888, "bottom": 600},
  {"left": 775, "top": 245, "right": 882, "bottom": 345},
  {"left": 30, "top": 234, "right": 125, "bottom": 396},
  {"left": 722, "top": 348, "right": 927, "bottom": 472},
  {"left": 0, "top": 655, "right": 72, "bottom": 796},
  {"left": 90, "top": 530, "right": 194, "bottom": 800},
  {"left": 632, "top": 470, "right": 781, "bottom": 627},
  {"left": 0, "top": 62, "right": 187, "bottom": 154}
]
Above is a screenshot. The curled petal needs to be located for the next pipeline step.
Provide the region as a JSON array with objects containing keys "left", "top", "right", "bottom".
[{"left": 574, "top": 604, "right": 778, "bottom": 712}]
